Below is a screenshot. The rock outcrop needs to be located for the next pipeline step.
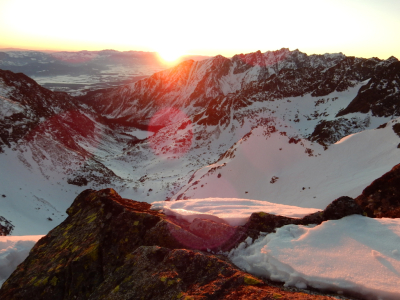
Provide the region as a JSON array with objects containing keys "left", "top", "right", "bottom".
[
  {"left": 0, "top": 189, "right": 338, "bottom": 299},
  {"left": 355, "top": 163, "right": 400, "bottom": 218},
  {"left": 337, "top": 59, "right": 400, "bottom": 117}
]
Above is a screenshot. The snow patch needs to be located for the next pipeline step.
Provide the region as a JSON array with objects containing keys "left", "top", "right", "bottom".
[
  {"left": 229, "top": 215, "right": 400, "bottom": 300},
  {"left": 151, "top": 198, "right": 320, "bottom": 227}
]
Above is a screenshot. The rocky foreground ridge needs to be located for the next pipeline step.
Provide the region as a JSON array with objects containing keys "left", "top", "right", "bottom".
[
  {"left": 0, "top": 189, "right": 336, "bottom": 300},
  {"left": 1, "top": 163, "right": 400, "bottom": 299}
]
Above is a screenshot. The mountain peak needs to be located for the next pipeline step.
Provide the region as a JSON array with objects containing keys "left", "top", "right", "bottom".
[{"left": 386, "top": 55, "right": 399, "bottom": 63}]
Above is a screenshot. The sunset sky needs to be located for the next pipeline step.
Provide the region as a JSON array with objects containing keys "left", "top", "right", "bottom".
[{"left": 1, "top": 0, "right": 399, "bottom": 60}]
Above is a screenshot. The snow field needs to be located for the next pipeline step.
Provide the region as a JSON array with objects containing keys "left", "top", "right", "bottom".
[{"left": 174, "top": 117, "right": 400, "bottom": 209}]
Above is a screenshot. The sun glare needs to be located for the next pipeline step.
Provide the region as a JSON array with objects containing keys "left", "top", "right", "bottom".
[{"left": 157, "top": 48, "right": 185, "bottom": 63}]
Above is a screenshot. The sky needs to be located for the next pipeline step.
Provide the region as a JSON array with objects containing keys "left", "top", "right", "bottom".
[{"left": 0, "top": 0, "right": 399, "bottom": 60}]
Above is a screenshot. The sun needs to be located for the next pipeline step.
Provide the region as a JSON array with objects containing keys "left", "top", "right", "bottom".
[{"left": 157, "top": 47, "right": 185, "bottom": 64}]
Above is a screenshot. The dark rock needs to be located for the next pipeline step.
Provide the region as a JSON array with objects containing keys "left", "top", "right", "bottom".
[
  {"left": 246, "top": 212, "right": 302, "bottom": 234},
  {"left": 67, "top": 161, "right": 124, "bottom": 187},
  {"left": 67, "top": 175, "right": 88, "bottom": 186},
  {"left": 355, "top": 163, "right": 400, "bottom": 218},
  {"left": 322, "top": 196, "right": 364, "bottom": 220},
  {"left": 309, "top": 117, "right": 370, "bottom": 146},
  {"left": 376, "top": 122, "right": 387, "bottom": 129},
  {"left": 301, "top": 211, "right": 324, "bottom": 225},
  {"left": 337, "top": 60, "right": 400, "bottom": 117},
  {"left": 0, "top": 188, "right": 334, "bottom": 300},
  {"left": 393, "top": 123, "right": 400, "bottom": 137},
  {"left": 0, "top": 216, "right": 14, "bottom": 236},
  {"left": 246, "top": 196, "right": 364, "bottom": 235}
]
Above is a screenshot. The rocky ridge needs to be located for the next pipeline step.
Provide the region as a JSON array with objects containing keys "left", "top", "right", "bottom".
[
  {"left": 80, "top": 49, "right": 399, "bottom": 130},
  {"left": 0, "top": 69, "right": 76, "bottom": 151},
  {"left": 0, "top": 189, "right": 338, "bottom": 300},
  {"left": 0, "top": 69, "right": 127, "bottom": 186}
]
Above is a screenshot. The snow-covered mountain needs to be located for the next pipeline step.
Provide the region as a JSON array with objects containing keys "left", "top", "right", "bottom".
[
  {"left": 80, "top": 49, "right": 397, "bottom": 124},
  {"left": 0, "top": 48, "right": 399, "bottom": 235},
  {"left": 0, "top": 69, "right": 131, "bottom": 234}
]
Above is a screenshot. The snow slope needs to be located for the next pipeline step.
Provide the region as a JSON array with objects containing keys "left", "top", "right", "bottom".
[
  {"left": 173, "top": 117, "right": 400, "bottom": 209},
  {"left": 0, "top": 147, "right": 83, "bottom": 235}
]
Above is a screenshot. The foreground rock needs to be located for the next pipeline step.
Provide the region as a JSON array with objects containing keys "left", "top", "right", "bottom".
[{"left": 0, "top": 189, "right": 336, "bottom": 299}]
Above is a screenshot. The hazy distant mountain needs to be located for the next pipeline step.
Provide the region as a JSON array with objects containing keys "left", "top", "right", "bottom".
[
  {"left": 0, "top": 49, "right": 209, "bottom": 95},
  {"left": 0, "top": 48, "right": 58, "bottom": 52},
  {"left": 0, "top": 48, "right": 399, "bottom": 235}
]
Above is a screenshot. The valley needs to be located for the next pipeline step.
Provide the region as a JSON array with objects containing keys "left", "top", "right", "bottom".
[{"left": 1, "top": 48, "right": 399, "bottom": 234}]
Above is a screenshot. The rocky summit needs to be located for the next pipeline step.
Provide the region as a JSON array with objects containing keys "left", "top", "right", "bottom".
[{"left": 0, "top": 188, "right": 343, "bottom": 300}]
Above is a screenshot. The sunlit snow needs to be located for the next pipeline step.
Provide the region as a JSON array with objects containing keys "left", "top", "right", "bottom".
[
  {"left": 229, "top": 215, "right": 400, "bottom": 300},
  {"left": 152, "top": 198, "right": 320, "bottom": 226}
]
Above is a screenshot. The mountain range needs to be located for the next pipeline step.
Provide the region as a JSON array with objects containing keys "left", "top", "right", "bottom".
[
  {"left": 0, "top": 48, "right": 399, "bottom": 235},
  {"left": 0, "top": 49, "right": 209, "bottom": 94}
]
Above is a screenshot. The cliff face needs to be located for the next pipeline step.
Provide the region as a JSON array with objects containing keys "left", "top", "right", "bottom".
[{"left": 0, "top": 189, "right": 338, "bottom": 300}]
